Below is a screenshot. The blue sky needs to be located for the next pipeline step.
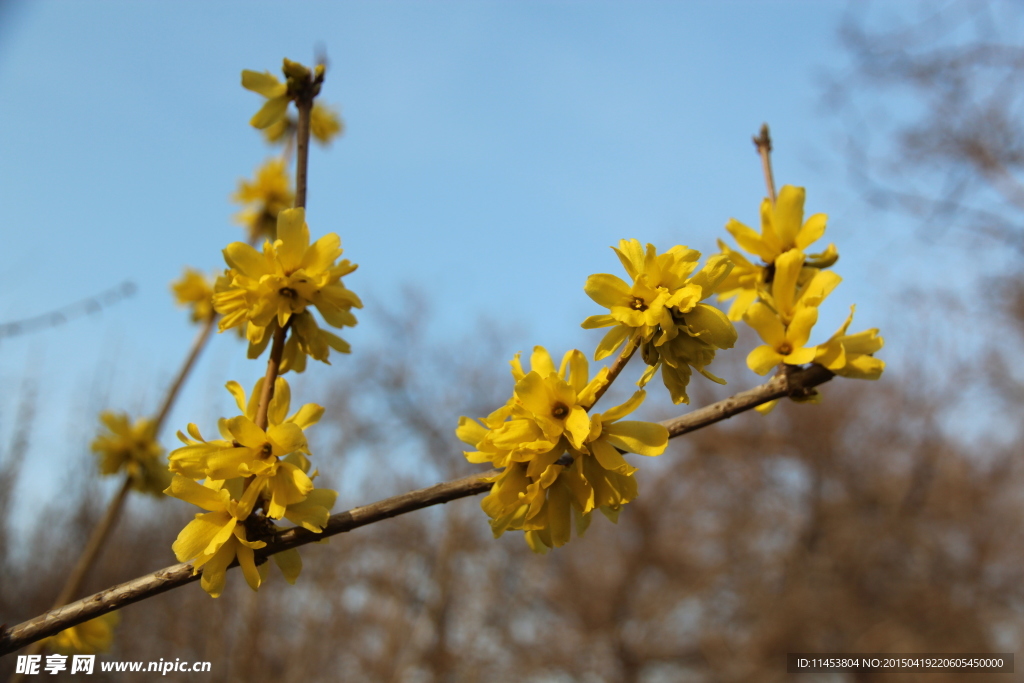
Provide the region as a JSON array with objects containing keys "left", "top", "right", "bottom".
[{"left": 0, "top": 2, "right": 1005, "bottom": 515}]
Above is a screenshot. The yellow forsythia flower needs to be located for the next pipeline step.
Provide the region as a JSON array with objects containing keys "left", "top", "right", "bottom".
[
  {"left": 457, "top": 347, "right": 668, "bottom": 553},
  {"left": 92, "top": 413, "right": 170, "bottom": 496},
  {"left": 213, "top": 207, "right": 361, "bottom": 370},
  {"left": 169, "top": 378, "right": 323, "bottom": 518},
  {"left": 582, "top": 239, "right": 737, "bottom": 404},
  {"left": 167, "top": 476, "right": 265, "bottom": 598},
  {"left": 815, "top": 305, "right": 885, "bottom": 380},
  {"left": 241, "top": 58, "right": 324, "bottom": 130},
  {"left": 233, "top": 158, "right": 294, "bottom": 242},
  {"left": 171, "top": 268, "right": 216, "bottom": 323},
  {"left": 717, "top": 185, "right": 839, "bottom": 321},
  {"left": 166, "top": 378, "right": 335, "bottom": 597},
  {"left": 43, "top": 612, "right": 119, "bottom": 655}
]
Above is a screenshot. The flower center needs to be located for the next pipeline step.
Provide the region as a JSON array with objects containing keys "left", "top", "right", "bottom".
[
  {"left": 631, "top": 297, "right": 648, "bottom": 311},
  {"left": 551, "top": 402, "right": 570, "bottom": 419},
  {"left": 260, "top": 442, "right": 274, "bottom": 458},
  {"left": 778, "top": 342, "right": 793, "bottom": 355},
  {"left": 278, "top": 286, "right": 298, "bottom": 299}
]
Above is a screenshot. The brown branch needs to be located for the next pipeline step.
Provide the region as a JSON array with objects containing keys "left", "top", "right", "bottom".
[
  {"left": 294, "top": 98, "right": 312, "bottom": 210},
  {"left": 153, "top": 314, "right": 217, "bottom": 433},
  {"left": 253, "top": 321, "right": 291, "bottom": 431},
  {"left": 0, "top": 363, "right": 834, "bottom": 656},
  {"left": 582, "top": 342, "right": 638, "bottom": 411}
]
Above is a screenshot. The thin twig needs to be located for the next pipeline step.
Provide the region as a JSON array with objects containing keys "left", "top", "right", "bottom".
[
  {"left": 753, "top": 123, "right": 776, "bottom": 203},
  {"left": 153, "top": 314, "right": 217, "bottom": 432},
  {"left": 0, "top": 363, "right": 834, "bottom": 655},
  {"left": 294, "top": 99, "right": 312, "bottom": 210},
  {"left": 49, "top": 476, "right": 134, "bottom": 612},
  {"left": 253, "top": 321, "right": 290, "bottom": 432},
  {"left": 0, "top": 282, "right": 135, "bottom": 340},
  {"left": 582, "top": 342, "right": 638, "bottom": 411}
]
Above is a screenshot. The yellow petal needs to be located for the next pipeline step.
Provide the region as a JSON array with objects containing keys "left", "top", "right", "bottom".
[
  {"left": 581, "top": 313, "right": 616, "bottom": 329},
  {"left": 223, "top": 242, "right": 269, "bottom": 277},
  {"left": 796, "top": 212, "right": 827, "bottom": 250},
  {"left": 725, "top": 218, "right": 774, "bottom": 262},
  {"left": 771, "top": 249, "right": 805, "bottom": 316},
  {"left": 225, "top": 380, "right": 248, "bottom": 414},
  {"left": 241, "top": 70, "right": 287, "bottom": 97},
  {"left": 602, "top": 421, "right": 668, "bottom": 456},
  {"left": 774, "top": 185, "right": 805, "bottom": 247},
  {"left": 267, "top": 377, "right": 291, "bottom": 426},
  {"left": 787, "top": 306, "right": 819, "bottom": 349},
  {"left": 301, "top": 233, "right": 343, "bottom": 274},
  {"left": 275, "top": 208, "right": 309, "bottom": 271},
  {"left": 590, "top": 439, "right": 634, "bottom": 474},
  {"left": 560, "top": 349, "right": 589, "bottom": 395},
  {"left": 684, "top": 303, "right": 737, "bottom": 349},
  {"left": 547, "top": 481, "right": 572, "bottom": 548},
  {"left": 288, "top": 403, "right": 325, "bottom": 430},
  {"left": 744, "top": 302, "right": 786, "bottom": 347},
  {"left": 529, "top": 346, "right": 555, "bottom": 377},
  {"left": 564, "top": 406, "right": 591, "bottom": 450},
  {"left": 747, "top": 345, "right": 784, "bottom": 375},
  {"left": 199, "top": 542, "right": 235, "bottom": 598},
  {"left": 250, "top": 95, "right": 290, "bottom": 129},
  {"left": 272, "top": 549, "right": 303, "bottom": 584},
  {"left": 172, "top": 511, "right": 231, "bottom": 562},
  {"left": 166, "top": 475, "right": 230, "bottom": 512},
  {"left": 599, "top": 390, "right": 646, "bottom": 423},
  {"left": 584, "top": 273, "right": 631, "bottom": 308},
  {"left": 235, "top": 540, "right": 262, "bottom": 592},
  {"left": 456, "top": 416, "right": 488, "bottom": 447},
  {"left": 268, "top": 422, "right": 308, "bottom": 456},
  {"left": 594, "top": 324, "right": 631, "bottom": 360}
]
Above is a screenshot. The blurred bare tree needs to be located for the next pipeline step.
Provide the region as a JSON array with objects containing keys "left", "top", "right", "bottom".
[{"left": 828, "top": 0, "right": 1024, "bottom": 252}]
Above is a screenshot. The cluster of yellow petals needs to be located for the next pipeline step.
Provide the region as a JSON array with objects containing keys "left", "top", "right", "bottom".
[
  {"left": 170, "top": 267, "right": 224, "bottom": 324},
  {"left": 582, "top": 239, "right": 738, "bottom": 404},
  {"left": 212, "top": 207, "right": 361, "bottom": 372},
  {"left": 457, "top": 347, "right": 668, "bottom": 553},
  {"left": 166, "top": 378, "right": 336, "bottom": 597},
  {"left": 717, "top": 184, "right": 839, "bottom": 322},
  {"left": 713, "top": 185, "right": 884, "bottom": 412},
  {"left": 42, "top": 612, "right": 119, "bottom": 656},
  {"left": 233, "top": 158, "right": 295, "bottom": 242},
  {"left": 91, "top": 413, "right": 169, "bottom": 496}
]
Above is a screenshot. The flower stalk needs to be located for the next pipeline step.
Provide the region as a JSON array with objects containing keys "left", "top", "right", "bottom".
[
  {"left": 580, "top": 342, "right": 637, "bottom": 411},
  {"left": 753, "top": 123, "right": 776, "bottom": 204}
]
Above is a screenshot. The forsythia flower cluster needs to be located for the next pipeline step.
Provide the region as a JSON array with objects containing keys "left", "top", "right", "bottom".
[
  {"left": 166, "top": 378, "right": 337, "bottom": 597},
  {"left": 233, "top": 158, "right": 295, "bottom": 242},
  {"left": 41, "top": 612, "right": 119, "bottom": 656},
  {"left": 459, "top": 183, "right": 885, "bottom": 551},
  {"left": 716, "top": 185, "right": 884, "bottom": 409},
  {"left": 583, "top": 240, "right": 738, "bottom": 404},
  {"left": 91, "top": 412, "right": 169, "bottom": 496},
  {"left": 458, "top": 347, "right": 668, "bottom": 553},
  {"left": 213, "top": 207, "right": 362, "bottom": 372}
]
